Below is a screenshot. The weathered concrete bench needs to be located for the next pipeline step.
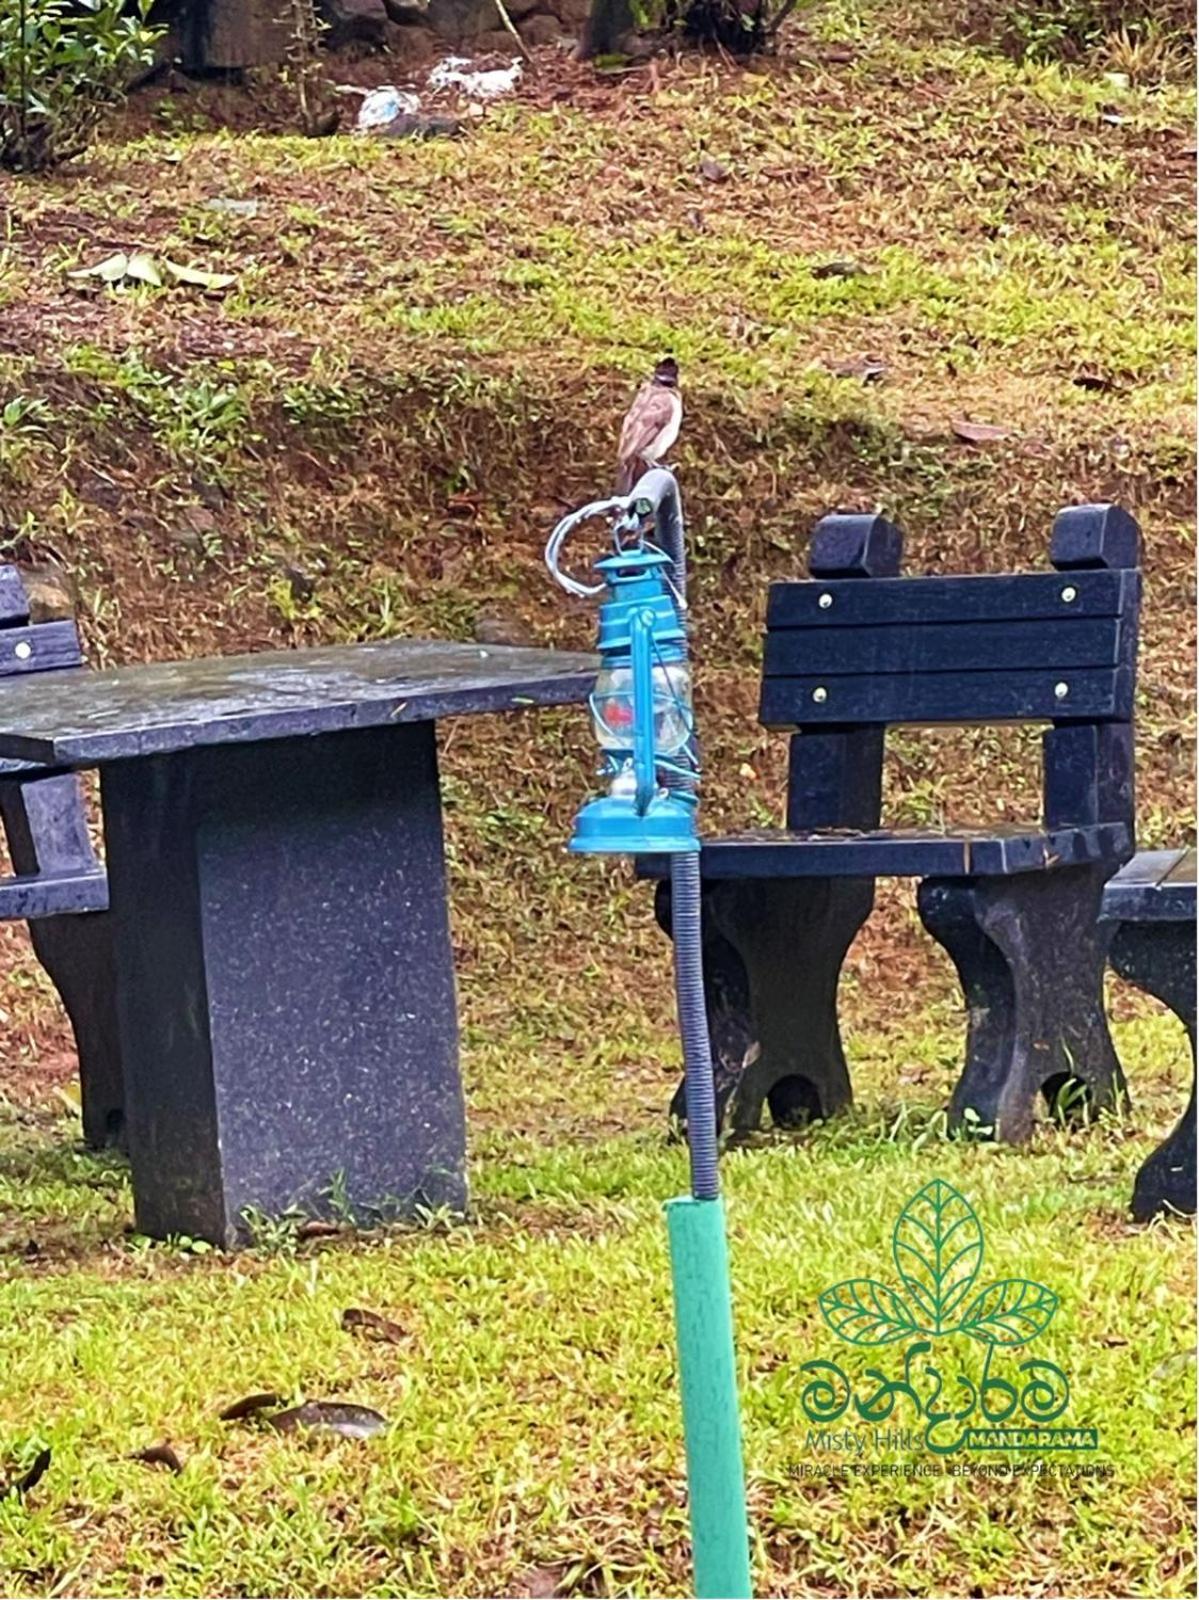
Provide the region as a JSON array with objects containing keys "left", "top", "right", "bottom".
[
  {"left": 649, "top": 502, "right": 1141, "bottom": 1144},
  {"left": 1102, "top": 848, "right": 1196, "bottom": 1220},
  {"left": 0, "top": 565, "right": 121, "bottom": 1145}
]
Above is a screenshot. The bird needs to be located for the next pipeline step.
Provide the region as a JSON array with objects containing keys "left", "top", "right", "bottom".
[{"left": 615, "top": 357, "right": 683, "bottom": 494}]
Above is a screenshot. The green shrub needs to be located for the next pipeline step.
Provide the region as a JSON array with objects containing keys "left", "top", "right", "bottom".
[
  {"left": 994, "top": 1, "right": 1194, "bottom": 63},
  {"left": 0, "top": 0, "right": 161, "bottom": 173}
]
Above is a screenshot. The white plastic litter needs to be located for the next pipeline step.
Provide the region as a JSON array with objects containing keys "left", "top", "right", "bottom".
[
  {"left": 427, "top": 56, "right": 522, "bottom": 99},
  {"left": 354, "top": 86, "right": 422, "bottom": 132}
]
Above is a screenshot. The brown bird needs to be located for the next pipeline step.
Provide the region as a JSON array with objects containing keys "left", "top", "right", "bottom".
[{"left": 615, "top": 357, "right": 683, "bottom": 494}]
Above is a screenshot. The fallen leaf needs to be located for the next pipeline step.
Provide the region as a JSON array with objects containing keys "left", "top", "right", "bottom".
[
  {"left": 295, "top": 1217, "right": 341, "bottom": 1238},
  {"left": 811, "top": 258, "right": 864, "bottom": 280},
  {"left": 204, "top": 197, "right": 261, "bottom": 218},
  {"left": 698, "top": 154, "right": 729, "bottom": 182},
  {"left": 162, "top": 260, "right": 238, "bottom": 291},
  {"left": 1152, "top": 1347, "right": 1196, "bottom": 1381},
  {"left": 268, "top": 1401, "right": 388, "bottom": 1440},
  {"left": 125, "top": 251, "right": 163, "bottom": 286},
  {"left": 1072, "top": 371, "right": 1114, "bottom": 392},
  {"left": 342, "top": 1307, "right": 407, "bottom": 1344},
  {"left": 67, "top": 251, "right": 130, "bottom": 283},
  {"left": 951, "top": 418, "right": 1009, "bottom": 444},
  {"left": 0, "top": 1447, "right": 50, "bottom": 1500},
  {"left": 218, "top": 1392, "right": 284, "bottom": 1422},
  {"left": 130, "top": 1443, "right": 183, "bottom": 1473},
  {"left": 827, "top": 355, "right": 889, "bottom": 383}
]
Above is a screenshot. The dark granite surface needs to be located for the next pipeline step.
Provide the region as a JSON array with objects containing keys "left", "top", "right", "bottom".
[{"left": 0, "top": 639, "right": 598, "bottom": 766}]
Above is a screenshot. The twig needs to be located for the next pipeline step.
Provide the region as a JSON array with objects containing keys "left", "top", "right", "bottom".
[
  {"left": 493, "top": 0, "right": 534, "bottom": 64},
  {"left": 17, "top": 0, "right": 29, "bottom": 165}
]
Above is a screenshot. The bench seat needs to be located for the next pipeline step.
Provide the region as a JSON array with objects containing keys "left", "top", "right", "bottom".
[
  {"left": 1100, "top": 846, "right": 1195, "bottom": 1220},
  {"left": 1103, "top": 847, "right": 1195, "bottom": 922},
  {"left": 695, "top": 823, "right": 1130, "bottom": 879}
]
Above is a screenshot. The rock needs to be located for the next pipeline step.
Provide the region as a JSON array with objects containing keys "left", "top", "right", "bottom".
[
  {"left": 556, "top": 0, "right": 591, "bottom": 28},
  {"left": 504, "top": 0, "right": 544, "bottom": 18},
  {"left": 519, "top": 13, "right": 561, "bottom": 43},
  {"left": 423, "top": 0, "right": 501, "bottom": 39},
  {"left": 179, "top": 0, "right": 292, "bottom": 70},
  {"left": 472, "top": 27, "right": 522, "bottom": 51},
  {"left": 19, "top": 563, "right": 75, "bottom": 624},
  {"left": 380, "top": 111, "right": 466, "bottom": 138},
  {"left": 473, "top": 608, "right": 535, "bottom": 647},
  {"left": 382, "top": 0, "right": 432, "bottom": 20},
  {"left": 383, "top": 22, "right": 442, "bottom": 60},
  {"left": 320, "top": 0, "right": 390, "bottom": 48}
]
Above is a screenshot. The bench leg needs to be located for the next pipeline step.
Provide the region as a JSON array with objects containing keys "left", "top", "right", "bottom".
[
  {"left": 656, "top": 878, "right": 870, "bottom": 1135},
  {"left": 100, "top": 722, "right": 467, "bottom": 1247},
  {"left": 27, "top": 914, "right": 124, "bottom": 1148},
  {"left": 655, "top": 881, "right": 754, "bottom": 1132},
  {"left": 918, "top": 865, "right": 1125, "bottom": 1142},
  {"left": 1109, "top": 922, "right": 1196, "bottom": 1221},
  {"left": 0, "top": 774, "right": 124, "bottom": 1148}
]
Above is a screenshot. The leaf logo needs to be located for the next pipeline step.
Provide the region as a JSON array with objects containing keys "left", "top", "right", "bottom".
[{"left": 819, "top": 1180, "right": 1057, "bottom": 1348}]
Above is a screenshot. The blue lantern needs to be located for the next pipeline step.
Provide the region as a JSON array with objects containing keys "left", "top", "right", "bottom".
[{"left": 546, "top": 501, "right": 700, "bottom": 857}]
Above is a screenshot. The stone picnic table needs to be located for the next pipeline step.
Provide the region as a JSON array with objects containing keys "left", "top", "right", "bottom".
[{"left": 0, "top": 639, "right": 596, "bottom": 1245}]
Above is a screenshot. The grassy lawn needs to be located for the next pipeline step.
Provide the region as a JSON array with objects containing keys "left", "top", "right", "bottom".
[
  {"left": 0, "top": 1006, "right": 1193, "bottom": 1597},
  {"left": 0, "top": 0, "right": 1194, "bottom": 1592}
]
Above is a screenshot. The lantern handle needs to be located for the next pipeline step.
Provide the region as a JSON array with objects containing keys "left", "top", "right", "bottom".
[{"left": 544, "top": 495, "right": 629, "bottom": 598}]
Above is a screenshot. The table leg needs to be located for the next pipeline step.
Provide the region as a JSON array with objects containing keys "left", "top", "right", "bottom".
[
  {"left": 1110, "top": 922, "right": 1197, "bottom": 1222},
  {"left": 101, "top": 722, "right": 467, "bottom": 1245}
]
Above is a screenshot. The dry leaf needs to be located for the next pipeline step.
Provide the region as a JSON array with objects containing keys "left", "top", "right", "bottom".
[
  {"left": 811, "top": 259, "right": 864, "bottom": 280},
  {"left": 342, "top": 1307, "right": 407, "bottom": 1344},
  {"left": 163, "top": 260, "right": 238, "bottom": 291},
  {"left": 130, "top": 1443, "right": 183, "bottom": 1473},
  {"left": 0, "top": 1447, "right": 50, "bottom": 1500},
  {"left": 951, "top": 419, "right": 1009, "bottom": 444},
  {"left": 268, "top": 1401, "right": 387, "bottom": 1439},
  {"left": 217, "top": 1392, "right": 283, "bottom": 1422}
]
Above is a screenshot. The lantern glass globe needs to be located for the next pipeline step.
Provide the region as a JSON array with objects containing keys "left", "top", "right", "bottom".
[{"left": 591, "top": 663, "right": 693, "bottom": 756}]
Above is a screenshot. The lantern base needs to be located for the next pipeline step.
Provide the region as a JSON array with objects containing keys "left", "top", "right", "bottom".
[{"left": 569, "top": 790, "right": 699, "bottom": 856}]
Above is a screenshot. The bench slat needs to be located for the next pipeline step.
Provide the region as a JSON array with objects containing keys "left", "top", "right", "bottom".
[
  {"left": 761, "top": 668, "right": 1130, "bottom": 728},
  {"left": 0, "top": 620, "right": 82, "bottom": 677},
  {"left": 763, "top": 617, "right": 1121, "bottom": 678},
  {"left": 0, "top": 866, "right": 109, "bottom": 920},
  {"left": 640, "top": 823, "right": 1129, "bottom": 880},
  {"left": 766, "top": 570, "right": 1132, "bottom": 630}
]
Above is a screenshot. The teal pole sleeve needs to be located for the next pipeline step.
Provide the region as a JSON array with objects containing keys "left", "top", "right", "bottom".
[{"left": 666, "top": 1194, "right": 753, "bottom": 1599}]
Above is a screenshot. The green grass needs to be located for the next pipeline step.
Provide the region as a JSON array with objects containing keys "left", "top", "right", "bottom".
[
  {"left": 0, "top": 3, "right": 1193, "bottom": 1593},
  {"left": 0, "top": 1009, "right": 1192, "bottom": 1598}
]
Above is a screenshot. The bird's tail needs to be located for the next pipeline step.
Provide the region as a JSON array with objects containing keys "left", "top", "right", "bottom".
[{"left": 614, "top": 458, "right": 636, "bottom": 496}]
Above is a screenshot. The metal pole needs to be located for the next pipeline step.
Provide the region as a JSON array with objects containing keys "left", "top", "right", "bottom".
[{"left": 625, "top": 469, "right": 752, "bottom": 1598}]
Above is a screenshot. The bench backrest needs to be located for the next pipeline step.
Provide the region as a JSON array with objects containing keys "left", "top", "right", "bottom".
[
  {"left": 767, "top": 505, "right": 1141, "bottom": 832},
  {"left": 0, "top": 565, "right": 95, "bottom": 878},
  {"left": 784, "top": 513, "right": 903, "bottom": 833}
]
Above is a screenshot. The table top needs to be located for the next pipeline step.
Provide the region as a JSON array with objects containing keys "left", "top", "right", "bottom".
[{"left": 0, "top": 639, "right": 598, "bottom": 767}]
